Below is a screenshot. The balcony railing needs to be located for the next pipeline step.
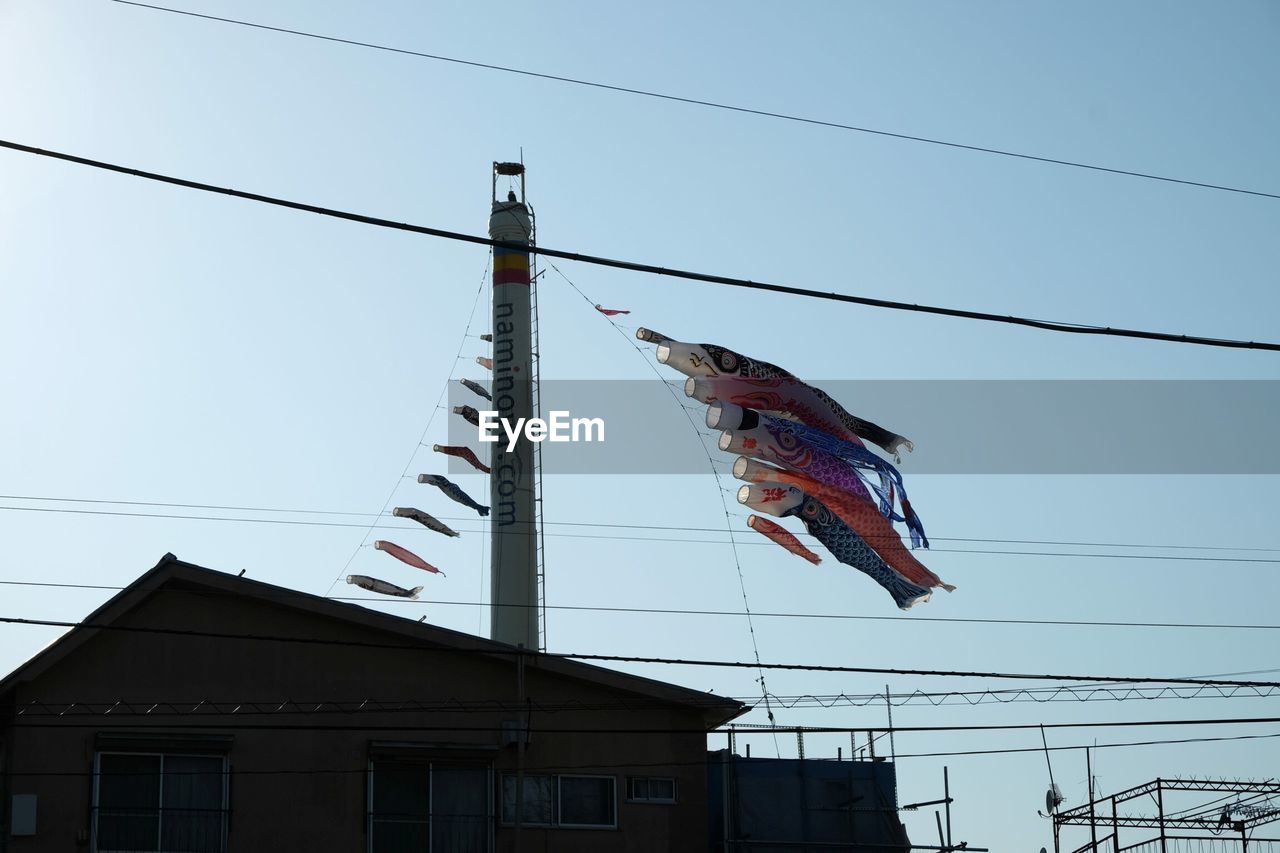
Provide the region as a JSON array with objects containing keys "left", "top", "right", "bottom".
[{"left": 92, "top": 807, "right": 228, "bottom": 853}]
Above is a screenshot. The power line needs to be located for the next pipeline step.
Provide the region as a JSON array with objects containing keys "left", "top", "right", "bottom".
[
  {"left": 13, "top": 678, "right": 1277, "bottom": 720},
  {"left": 4, "top": 494, "right": 1279, "bottom": 554},
  {"left": 891, "top": 730, "right": 1280, "bottom": 761},
  {"left": 10, "top": 715, "right": 1280, "bottom": 736},
  {"left": 3, "top": 502, "right": 1278, "bottom": 564},
  {"left": 111, "top": 0, "right": 1280, "bottom": 203},
  {"left": 4, "top": 615, "right": 1280, "bottom": 688},
  {"left": 12, "top": 730, "right": 1280, "bottom": 777},
  {"left": 6, "top": 579, "right": 1280, "bottom": 633},
  {"left": 3, "top": 138, "right": 1277, "bottom": 352}
]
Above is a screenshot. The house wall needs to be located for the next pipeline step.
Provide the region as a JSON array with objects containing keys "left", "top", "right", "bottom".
[{"left": 2, "top": 582, "right": 713, "bottom": 852}]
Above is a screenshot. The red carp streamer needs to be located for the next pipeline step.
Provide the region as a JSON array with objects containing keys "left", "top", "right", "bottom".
[
  {"left": 433, "top": 444, "right": 491, "bottom": 474},
  {"left": 595, "top": 304, "right": 631, "bottom": 316},
  {"left": 374, "top": 540, "right": 445, "bottom": 575},
  {"left": 748, "top": 515, "right": 821, "bottom": 564}
]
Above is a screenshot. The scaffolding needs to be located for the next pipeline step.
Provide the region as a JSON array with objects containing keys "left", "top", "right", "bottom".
[
  {"left": 527, "top": 207, "right": 548, "bottom": 652},
  {"left": 1054, "top": 778, "right": 1280, "bottom": 853}
]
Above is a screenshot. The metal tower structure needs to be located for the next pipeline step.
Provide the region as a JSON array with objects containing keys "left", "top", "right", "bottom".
[{"left": 1054, "top": 777, "right": 1280, "bottom": 853}]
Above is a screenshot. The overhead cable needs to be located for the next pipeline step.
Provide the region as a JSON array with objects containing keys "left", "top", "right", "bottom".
[
  {"left": 1, "top": 503, "right": 1278, "bottom": 564},
  {"left": 2, "top": 138, "right": 1276, "bottom": 352},
  {"left": 5, "top": 579, "right": 1280, "bottom": 633},
  {"left": 4, "top": 615, "right": 1280, "bottom": 688},
  {"left": 5, "top": 493, "right": 1278, "bottom": 552},
  {"left": 111, "top": 0, "right": 1280, "bottom": 202}
]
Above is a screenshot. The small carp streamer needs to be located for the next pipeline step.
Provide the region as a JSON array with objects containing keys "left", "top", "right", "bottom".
[
  {"left": 418, "top": 474, "right": 490, "bottom": 516},
  {"left": 433, "top": 443, "right": 491, "bottom": 474},
  {"left": 595, "top": 304, "right": 631, "bottom": 316},
  {"left": 476, "top": 356, "right": 493, "bottom": 370},
  {"left": 374, "top": 540, "right": 446, "bottom": 575},
  {"left": 460, "top": 378, "right": 491, "bottom": 402},
  {"left": 479, "top": 333, "right": 493, "bottom": 342},
  {"left": 452, "top": 405, "right": 481, "bottom": 429},
  {"left": 347, "top": 574, "right": 422, "bottom": 599},
  {"left": 748, "top": 515, "right": 821, "bottom": 564},
  {"left": 739, "top": 483, "right": 931, "bottom": 610},
  {"left": 392, "top": 507, "right": 460, "bottom": 538}
]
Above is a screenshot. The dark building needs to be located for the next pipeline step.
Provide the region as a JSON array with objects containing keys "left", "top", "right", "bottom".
[
  {"left": 708, "top": 752, "right": 911, "bottom": 852},
  {"left": 0, "top": 554, "right": 745, "bottom": 852}
]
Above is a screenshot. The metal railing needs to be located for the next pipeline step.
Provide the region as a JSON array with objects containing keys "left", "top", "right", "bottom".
[
  {"left": 92, "top": 806, "right": 227, "bottom": 853},
  {"left": 1118, "top": 836, "right": 1280, "bottom": 853}
]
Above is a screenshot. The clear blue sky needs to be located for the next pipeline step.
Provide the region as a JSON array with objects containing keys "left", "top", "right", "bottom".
[{"left": 2, "top": 1, "right": 1278, "bottom": 847}]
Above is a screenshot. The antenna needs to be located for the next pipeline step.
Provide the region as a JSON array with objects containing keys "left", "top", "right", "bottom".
[{"left": 1037, "top": 725, "right": 1065, "bottom": 817}]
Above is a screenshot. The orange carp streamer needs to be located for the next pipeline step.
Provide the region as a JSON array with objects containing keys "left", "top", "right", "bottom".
[
  {"left": 736, "top": 458, "right": 953, "bottom": 592},
  {"left": 747, "top": 515, "right": 821, "bottom": 564}
]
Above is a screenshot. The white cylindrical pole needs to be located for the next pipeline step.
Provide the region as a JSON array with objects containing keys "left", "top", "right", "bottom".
[{"left": 488, "top": 163, "right": 538, "bottom": 650}]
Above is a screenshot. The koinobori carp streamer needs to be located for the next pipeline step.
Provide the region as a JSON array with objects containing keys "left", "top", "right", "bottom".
[
  {"left": 655, "top": 336, "right": 912, "bottom": 459},
  {"left": 738, "top": 483, "right": 931, "bottom": 610},
  {"left": 734, "top": 458, "right": 951, "bottom": 592},
  {"left": 392, "top": 507, "right": 460, "bottom": 538},
  {"left": 642, "top": 327, "right": 946, "bottom": 609},
  {"left": 374, "top": 540, "right": 446, "bottom": 575},
  {"left": 459, "top": 378, "right": 491, "bottom": 402},
  {"left": 452, "top": 405, "right": 482, "bottom": 429},
  {"left": 747, "top": 515, "right": 821, "bottom": 565},
  {"left": 710, "top": 400, "right": 927, "bottom": 548},
  {"left": 347, "top": 574, "right": 423, "bottom": 599},
  {"left": 418, "top": 474, "right": 489, "bottom": 517},
  {"left": 433, "top": 444, "right": 490, "bottom": 474}
]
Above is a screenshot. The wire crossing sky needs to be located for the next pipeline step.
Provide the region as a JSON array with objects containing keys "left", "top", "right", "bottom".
[
  {"left": 3, "top": 138, "right": 1278, "bottom": 351},
  {"left": 113, "top": 0, "right": 1280, "bottom": 202}
]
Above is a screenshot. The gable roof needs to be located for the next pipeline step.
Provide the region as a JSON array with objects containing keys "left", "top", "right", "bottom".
[{"left": 0, "top": 553, "right": 745, "bottom": 728}]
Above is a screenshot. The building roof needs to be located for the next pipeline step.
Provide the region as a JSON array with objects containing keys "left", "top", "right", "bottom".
[{"left": 0, "top": 553, "right": 746, "bottom": 728}]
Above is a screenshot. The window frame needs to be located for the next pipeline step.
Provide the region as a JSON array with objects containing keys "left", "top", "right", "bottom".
[
  {"left": 498, "top": 773, "right": 555, "bottom": 827},
  {"left": 626, "top": 775, "right": 678, "bottom": 804},
  {"left": 498, "top": 773, "right": 618, "bottom": 830},
  {"left": 91, "top": 750, "right": 230, "bottom": 853},
  {"left": 556, "top": 774, "right": 617, "bottom": 829},
  {"left": 367, "top": 758, "right": 495, "bottom": 853}
]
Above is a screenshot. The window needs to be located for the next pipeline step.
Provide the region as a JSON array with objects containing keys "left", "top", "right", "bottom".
[
  {"left": 499, "top": 775, "right": 553, "bottom": 826},
  {"left": 500, "top": 774, "right": 616, "bottom": 829},
  {"left": 558, "top": 776, "right": 615, "bottom": 827},
  {"left": 369, "top": 761, "right": 491, "bottom": 853},
  {"left": 93, "top": 752, "right": 228, "bottom": 853},
  {"left": 627, "top": 776, "right": 677, "bottom": 804}
]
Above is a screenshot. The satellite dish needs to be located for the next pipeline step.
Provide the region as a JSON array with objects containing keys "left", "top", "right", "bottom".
[{"left": 1045, "top": 784, "right": 1064, "bottom": 814}]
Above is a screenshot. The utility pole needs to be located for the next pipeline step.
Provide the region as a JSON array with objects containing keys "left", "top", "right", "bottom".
[
  {"left": 1086, "top": 749, "right": 1098, "bottom": 852},
  {"left": 488, "top": 162, "right": 539, "bottom": 650}
]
